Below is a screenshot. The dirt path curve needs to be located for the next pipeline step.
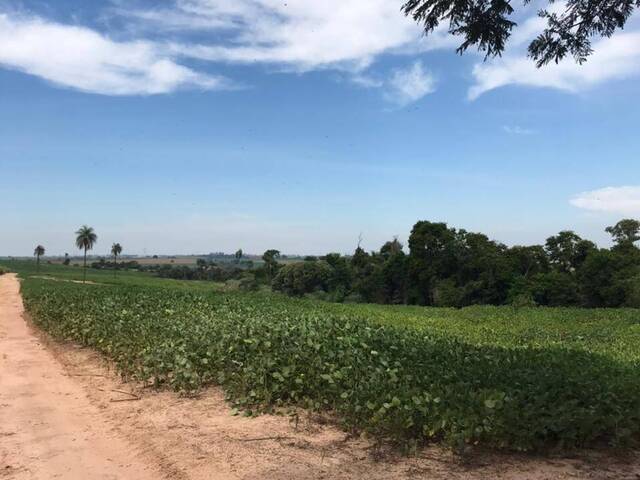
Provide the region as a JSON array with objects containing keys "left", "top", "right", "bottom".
[{"left": 0, "top": 274, "right": 162, "bottom": 479}]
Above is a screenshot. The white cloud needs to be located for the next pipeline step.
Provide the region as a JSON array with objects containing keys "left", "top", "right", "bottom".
[
  {"left": 349, "top": 73, "right": 384, "bottom": 89},
  {"left": 502, "top": 125, "right": 535, "bottom": 135},
  {"left": 570, "top": 186, "right": 640, "bottom": 215},
  {"left": 125, "top": 0, "right": 456, "bottom": 72},
  {"left": 469, "top": 30, "right": 640, "bottom": 100},
  {"left": 384, "top": 61, "right": 436, "bottom": 106},
  {"left": 0, "top": 13, "right": 228, "bottom": 95}
]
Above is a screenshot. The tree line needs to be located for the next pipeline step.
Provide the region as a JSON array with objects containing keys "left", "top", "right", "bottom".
[
  {"left": 271, "top": 219, "right": 640, "bottom": 308},
  {"left": 32, "top": 219, "right": 640, "bottom": 307}
]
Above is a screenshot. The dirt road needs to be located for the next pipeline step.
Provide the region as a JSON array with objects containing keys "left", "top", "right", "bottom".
[
  {"left": 1, "top": 272, "right": 639, "bottom": 480},
  {"left": 0, "top": 274, "right": 160, "bottom": 479}
]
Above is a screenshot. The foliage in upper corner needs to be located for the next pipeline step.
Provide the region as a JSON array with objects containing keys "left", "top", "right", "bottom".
[{"left": 402, "top": 0, "right": 640, "bottom": 66}]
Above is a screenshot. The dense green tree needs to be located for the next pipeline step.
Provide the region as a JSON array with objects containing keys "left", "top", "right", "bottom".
[
  {"left": 624, "top": 274, "right": 640, "bottom": 308},
  {"left": 408, "top": 221, "right": 457, "bottom": 305},
  {"left": 380, "top": 237, "right": 404, "bottom": 258},
  {"left": 272, "top": 261, "right": 330, "bottom": 296},
  {"left": 262, "top": 249, "right": 281, "bottom": 281},
  {"left": 402, "top": 0, "right": 639, "bottom": 66},
  {"left": 606, "top": 219, "right": 640, "bottom": 247},
  {"left": 75, "top": 225, "right": 97, "bottom": 284},
  {"left": 380, "top": 248, "right": 409, "bottom": 304},
  {"left": 528, "top": 271, "right": 581, "bottom": 307},
  {"left": 545, "top": 231, "right": 595, "bottom": 273},
  {"left": 196, "top": 258, "right": 208, "bottom": 269},
  {"left": 507, "top": 245, "right": 549, "bottom": 278},
  {"left": 578, "top": 249, "right": 627, "bottom": 307},
  {"left": 33, "top": 245, "right": 45, "bottom": 272},
  {"left": 235, "top": 249, "right": 243, "bottom": 262},
  {"left": 452, "top": 231, "right": 512, "bottom": 305},
  {"left": 323, "top": 253, "right": 353, "bottom": 299}
]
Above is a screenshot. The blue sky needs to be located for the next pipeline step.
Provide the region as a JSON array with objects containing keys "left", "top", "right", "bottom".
[{"left": 1, "top": 0, "right": 640, "bottom": 256}]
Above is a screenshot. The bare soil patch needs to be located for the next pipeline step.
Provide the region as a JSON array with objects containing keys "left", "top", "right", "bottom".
[{"left": 28, "top": 275, "right": 105, "bottom": 285}]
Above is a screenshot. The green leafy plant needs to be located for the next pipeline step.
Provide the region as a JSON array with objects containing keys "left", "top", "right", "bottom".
[{"left": 20, "top": 277, "right": 640, "bottom": 452}]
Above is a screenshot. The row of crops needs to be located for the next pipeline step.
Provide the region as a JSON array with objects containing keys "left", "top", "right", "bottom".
[{"left": 21, "top": 277, "right": 640, "bottom": 451}]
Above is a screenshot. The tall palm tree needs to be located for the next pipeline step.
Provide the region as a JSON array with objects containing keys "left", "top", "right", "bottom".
[
  {"left": 111, "top": 243, "right": 122, "bottom": 277},
  {"left": 33, "top": 245, "right": 45, "bottom": 272},
  {"left": 75, "top": 225, "right": 97, "bottom": 284}
]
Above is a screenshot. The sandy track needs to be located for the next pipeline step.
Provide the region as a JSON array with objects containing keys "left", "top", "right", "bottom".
[
  {"left": 0, "top": 274, "right": 161, "bottom": 479},
  {"left": 1, "top": 272, "right": 639, "bottom": 480}
]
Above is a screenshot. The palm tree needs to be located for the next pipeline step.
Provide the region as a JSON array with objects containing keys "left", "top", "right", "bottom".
[
  {"left": 33, "top": 245, "right": 45, "bottom": 272},
  {"left": 75, "top": 225, "right": 97, "bottom": 284},
  {"left": 111, "top": 243, "right": 122, "bottom": 277}
]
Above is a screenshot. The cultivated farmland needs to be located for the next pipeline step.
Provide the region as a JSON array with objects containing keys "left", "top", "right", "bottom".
[{"left": 14, "top": 262, "right": 640, "bottom": 453}]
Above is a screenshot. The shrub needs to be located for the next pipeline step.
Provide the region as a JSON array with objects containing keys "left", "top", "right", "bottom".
[{"left": 272, "top": 261, "right": 331, "bottom": 296}]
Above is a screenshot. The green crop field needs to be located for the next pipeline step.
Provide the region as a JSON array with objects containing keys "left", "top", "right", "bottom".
[{"left": 6, "top": 260, "right": 640, "bottom": 452}]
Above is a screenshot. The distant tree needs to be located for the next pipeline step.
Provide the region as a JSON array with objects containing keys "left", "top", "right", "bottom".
[
  {"left": 402, "top": 0, "right": 639, "bottom": 67},
  {"left": 578, "top": 249, "right": 631, "bottom": 307},
  {"left": 272, "top": 261, "right": 331, "bottom": 296},
  {"left": 75, "top": 225, "right": 97, "bottom": 284},
  {"left": 380, "top": 236, "right": 404, "bottom": 258},
  {"left": 606, "top": 219, "right": 640, "bottom": 247},
  {"left": 452, "top": 230, "right": 512, "bottom": 306},
  {"left": 111, "top": 243, "right": 122, "bottom": 277},
  {"left": 63, "top": 252, "right": 71, "bottom": 266},
  {"left": 507, "top": 245, "right": 549, "bottom": 279},
  {"left": 235, "top": 249, "right": 243, "bottom": 262},
  {"left": 379, "top": 241, "right": 409, "bottom": 304},
  {"left": 262, "top": 249, "right": 281, "bottom": 281},
  {"left": 324, "top": 253, "right": 353, "bottom": 300},
  {"left": 33, "top": 245, "right": 45, "bottom": 272},
  {"left": 528, "top": 271, "right": 581, "bottom": 307},
  {"left": 351, "top": 246, "right": 369, "bottom": 269},
  {"left": 196, "top": 258, "right": 208, "bottom": 269},
  {"left": 545, "top": 231, "right": 595, "bottom": 273},
  {"left": 408, "top": 221, "right": 457, "bottom": 305}
]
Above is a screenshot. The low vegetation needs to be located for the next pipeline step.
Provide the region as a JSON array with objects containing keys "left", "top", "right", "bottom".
[{"left": 19, "top": 269, "right": 640, "bottom": 453}]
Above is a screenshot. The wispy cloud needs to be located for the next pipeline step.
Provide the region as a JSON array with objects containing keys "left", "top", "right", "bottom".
[
  {"left": 570, "top": 186, "right": 640, "bottom": 215},
  {"left": 384, "top": 61, "right": 436, "bottom": 106},
  {"left": 502, "top": 125, "right": 535, "bottom": 135},
  {"left": 120, "top": 0, "right": 455, "bottom": 72},
  {"left": 469, "top": 27, "right": 640, "bottom": 100},
  {"left": 0, "top": 12, "right": 229, "bottom": 95}
]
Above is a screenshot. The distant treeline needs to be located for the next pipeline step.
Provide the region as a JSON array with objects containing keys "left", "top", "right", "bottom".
[
  {"left": 272, "top": 219, "right": 640, "bottom": 308},
  {"left": 90, "top": 219, "right": 640, "bottom": 308}
]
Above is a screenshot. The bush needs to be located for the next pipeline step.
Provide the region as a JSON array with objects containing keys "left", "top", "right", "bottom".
[{"left": 272, "top": 261, "right": 331, "bottom": 296}]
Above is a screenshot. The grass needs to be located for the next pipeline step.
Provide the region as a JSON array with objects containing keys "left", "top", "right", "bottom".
[
  {"left": 1, "top": 259, "right": 225, "bottom": 291},
  {"left": 7, "top": 260, "right": 640, "bottom": 452}
]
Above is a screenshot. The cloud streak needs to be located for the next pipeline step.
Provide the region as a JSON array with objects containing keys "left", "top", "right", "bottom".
[
  {"left": 128, "top": 0, "right": 455, "bottom": 72},
  {"left": 469, "top": 24, "right": 640, "bottom": 99},
  {"left": 570, "top": 186, "right": 640, "bottom": 215},
  {"left": 0, "top": 13, "right": 228, "bottom": 95},
  {"left": 502, "top": 125, "right": 535, "bottom": 135}
]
